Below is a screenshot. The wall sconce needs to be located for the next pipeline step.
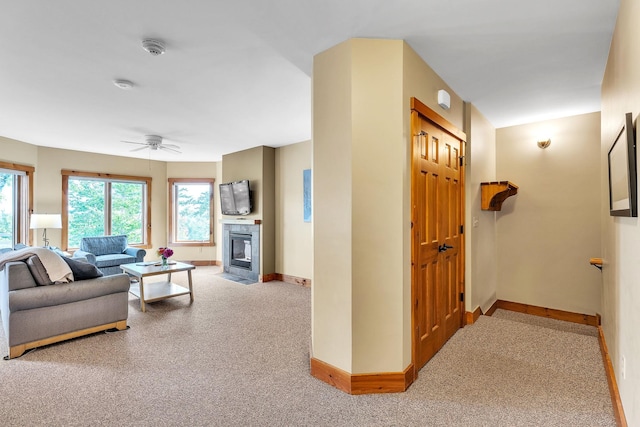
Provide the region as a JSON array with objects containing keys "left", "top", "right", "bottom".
[
  {"left": 30, "top": 213, "right": 62, "bottom": 248},
  {"left": 537, "top": 139, "right": 551, "bottom": 149}
]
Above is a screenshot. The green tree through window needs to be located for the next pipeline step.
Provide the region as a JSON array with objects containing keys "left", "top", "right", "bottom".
[
  {"left": 0, "top": 173, "right": 14, "bottom": 248},
  {"left": 0, "top": 163, "right": 33, "bottom": 249},
  {"left": 169, "top": 178, "right": 213, "bottom": 246},
  {"left": 63, "top": 170, "right": 151, "bottom": 249}
]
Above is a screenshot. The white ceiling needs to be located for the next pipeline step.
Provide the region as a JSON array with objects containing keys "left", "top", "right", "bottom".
[{"left": 0, "top": 1, "right": 619, "bottom": 162}]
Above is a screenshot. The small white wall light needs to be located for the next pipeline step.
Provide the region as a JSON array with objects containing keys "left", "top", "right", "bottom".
[{"left": 437, "top": 90, "right": 450, "bottom": 110}]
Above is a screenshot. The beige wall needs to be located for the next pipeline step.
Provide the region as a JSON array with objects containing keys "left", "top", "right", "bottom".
[
  {"left": 601, "top": 0, "right": 640, "bottom": 423},
  {"left": 312, "top": 39, "right": 355, "bottom": 371},
  {"left": 312, "top": 39, "right": 466, "bottom": 374},
  {"left": 222, "top": 146, "right": 267, "bottom": 221},
  {"left": 350, "top": 39, "right": 404, "bottom": 373},
  {"left": 221, "top": 146, "right": 276, "bottom": 276},
  {"left": 1, "top": 136, "right": 38, "bottom": 165},
  {"left": 495, "top": 112, "right": 601, "bottom": 315},
  {"left": 275, "top": 141, "right": 312, "bottom": 280},
  {"left": 464, "top": 103, "right": 498, "bottom": 313},
  {"left": 34, "top": 146, "right": 168, "bottom": 255}
]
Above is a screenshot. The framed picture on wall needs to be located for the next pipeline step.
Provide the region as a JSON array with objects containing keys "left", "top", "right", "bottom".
[
  {"left": 303, "top": 169, "right": 312, "bottom": 222},
  {"left": 607, "top": 112, "right": 637, "bottom": 217}
]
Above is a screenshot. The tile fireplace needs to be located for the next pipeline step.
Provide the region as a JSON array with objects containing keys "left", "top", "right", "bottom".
[{"left": 222, "top": 222, "right": 260, "bottom": 282}]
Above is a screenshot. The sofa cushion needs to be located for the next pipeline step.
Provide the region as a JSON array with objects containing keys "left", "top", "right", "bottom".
[
  {"left": 94, "top": 253, "right": 136, "bottom": 268},
  {"left": 80, "top": 235, "right": 128, "bottom": 257},
  {"left": 25, "top": 256, "right": 53, "bottom": 286},
  {"left": 62, "top": 257, "right": 103, "bottom": 281}
]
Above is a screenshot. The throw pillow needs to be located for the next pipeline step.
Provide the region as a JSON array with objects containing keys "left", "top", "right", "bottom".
[
  {"left": 62, "top": 256, "right": 104, "bottom": 281},
  {"left": 26, "top": 255, "right": 54, "bottom": 286}
]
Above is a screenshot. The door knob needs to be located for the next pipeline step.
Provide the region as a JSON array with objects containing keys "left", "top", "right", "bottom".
[{"left": 438, "top": 244, "right": 454, "bottom": 252}]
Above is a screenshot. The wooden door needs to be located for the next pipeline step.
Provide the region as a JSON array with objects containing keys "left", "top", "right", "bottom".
[{"left": 411, "top": 99, "right": 465, "bottom": 371}]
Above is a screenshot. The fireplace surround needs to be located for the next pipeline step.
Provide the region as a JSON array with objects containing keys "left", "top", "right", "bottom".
[{"left": 222, "top": 222, "right": 260, "bottom": 282}]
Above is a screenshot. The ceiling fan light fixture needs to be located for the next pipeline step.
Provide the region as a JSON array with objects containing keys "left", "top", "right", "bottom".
[
  {"left": 145, "top": 135, "right": 163, "bottom": 145},
  {"left": 142, "top": 39, "right": 166, "bottom": 56},
  {"left": 122, "top": 134, "right": 181, "bottom": 154}
]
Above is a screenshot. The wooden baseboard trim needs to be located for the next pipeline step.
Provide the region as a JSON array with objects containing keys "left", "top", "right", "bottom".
[
  {"left": 259, "top": 273, "right": 276, "bottom": 283},
  {"left": 484, "top": 300, "right": 499, "bottom": 317},
  {"left": 597, "top": 326, "right": 627, "bottom": 427},
  {"left": 496, "top": 300, "right": 599, "bottom": 326},
  {"left": 465, "top": 306, "right": 482, "bottom": 325},
  {"left": 275, "top": 273, "right": 311, "bottom": 287},
  {"left": 188, "top": 260, "right": 219, "bottom": 266},
  {"left": 9, "top": 320, "right": 127, "bottom": 359},
  {"left": 310, "top": 357, "right": 415, "bottom": 395}
]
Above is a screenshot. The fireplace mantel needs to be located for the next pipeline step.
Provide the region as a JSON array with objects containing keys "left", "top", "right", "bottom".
[{"left": 220, "top": 219, "right": 262, "bottom": 225}]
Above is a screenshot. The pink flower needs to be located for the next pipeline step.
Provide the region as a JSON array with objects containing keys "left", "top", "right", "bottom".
[{"left": 157, "top": 247, "right": 173, "bottom": 258}]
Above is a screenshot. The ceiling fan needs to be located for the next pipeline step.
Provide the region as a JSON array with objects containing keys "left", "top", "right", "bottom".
[{"left": 121, "top": 135, "right": 181, "bottom": 153}]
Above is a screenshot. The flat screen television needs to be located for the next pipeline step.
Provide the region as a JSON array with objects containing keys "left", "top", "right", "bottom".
[{"left": 219, "top": 180, "right": 252, "bottom": 215}]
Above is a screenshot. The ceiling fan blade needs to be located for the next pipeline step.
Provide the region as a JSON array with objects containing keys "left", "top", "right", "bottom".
[
  {"left": 162, "top": 143, "right": 181, "bottom": 149},
  {"left": 130, "top": 146, "right": 150, "bottom": 152},
  {"left": 121, "top": 140, "right": 146, "bottom": 146},
  {"left": 160, "top": 146, "right": 182, "bottom": 153}
]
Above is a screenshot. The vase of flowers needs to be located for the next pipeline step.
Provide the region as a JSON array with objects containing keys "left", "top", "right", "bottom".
[{"left": 157, "top": 247, "right": 174, "bottom": 267}]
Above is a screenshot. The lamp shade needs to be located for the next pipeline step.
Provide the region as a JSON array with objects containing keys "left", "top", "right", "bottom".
[{"left": 30, "top": 214, "right": 62, "bottom": 229}]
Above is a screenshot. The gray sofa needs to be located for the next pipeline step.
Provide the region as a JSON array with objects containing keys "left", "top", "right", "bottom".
[
  {"left": 1, "top": 258, "right": 130, "bottom": 359},
  {"left": 73, "top": 235, "right": 146, "bottom": 276}
]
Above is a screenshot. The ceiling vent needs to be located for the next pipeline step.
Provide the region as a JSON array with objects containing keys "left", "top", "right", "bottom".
[{"left": 142, "top": 39, "right": 166, "bottom": 56}]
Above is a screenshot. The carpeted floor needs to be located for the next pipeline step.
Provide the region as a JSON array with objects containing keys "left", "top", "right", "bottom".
[{"left": 0, "top": 266, "right": 616, "bottom": 426}]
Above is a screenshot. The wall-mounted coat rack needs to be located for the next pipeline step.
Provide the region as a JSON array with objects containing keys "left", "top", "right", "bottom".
[{"left": 481, "top": 181, "right": 518, "bottom": 211}]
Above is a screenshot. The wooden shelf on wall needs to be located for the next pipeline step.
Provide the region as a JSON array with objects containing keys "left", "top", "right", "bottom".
[{"left": 481, "top": 181, "right": 518, "bottom": 211}]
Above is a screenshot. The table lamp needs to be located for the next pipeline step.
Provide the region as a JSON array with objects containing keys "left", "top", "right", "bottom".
[{"left": 30, "top": 214, "right": 62, "bottom": 248}]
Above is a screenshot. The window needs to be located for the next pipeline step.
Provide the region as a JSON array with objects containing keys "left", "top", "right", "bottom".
[
  {"left": 168, "top": 178, "right": 214, "bottom": 246},
  {"left": 0, "top": 162, "right": 34, "bottom": 249},
  {"left": 62, "top": 170, "right": 151, "bottom": 249}
]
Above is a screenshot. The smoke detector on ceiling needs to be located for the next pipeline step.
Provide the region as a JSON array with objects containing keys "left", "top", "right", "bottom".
[
  {"left": 113, "top": 79, "right": 134, "bottom": 90},
  {"left": 142, "top": 39, "right": 166, "bottom": 56}
]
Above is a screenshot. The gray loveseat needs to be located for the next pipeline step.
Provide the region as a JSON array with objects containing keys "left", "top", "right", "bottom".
[
  {"left": 1, "top": 257, "right": 130, "bottom": 359},
  {"left": 73, "top": 235, "right": 146, "bottom": 276}
]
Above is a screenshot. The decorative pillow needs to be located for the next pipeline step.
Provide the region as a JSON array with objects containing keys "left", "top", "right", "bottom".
[
  {"left": 62, "top": 256, "right": 104, "bottom": 281},
  {"left": 26, "top": 255, "right": 54, "bottom": 286}
]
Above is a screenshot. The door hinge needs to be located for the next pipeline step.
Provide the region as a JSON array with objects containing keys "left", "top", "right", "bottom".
[
  {"left": 459, "top": 155, "right": 465, "bottom": 166},
  {"left": 459, "top": 292, "right": 464, "bottom": 302},
  {"left": 460, "top": 225, "right": 464, "bottom": 234}
]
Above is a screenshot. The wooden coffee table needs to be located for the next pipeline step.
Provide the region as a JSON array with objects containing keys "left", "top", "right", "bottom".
[{"left": 120, "top": 261, "right": 195, "bottom": 312}]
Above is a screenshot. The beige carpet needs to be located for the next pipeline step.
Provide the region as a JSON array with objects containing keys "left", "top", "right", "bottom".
[{"left": 0, "top": 266, "right": 616, "bottom": 426}]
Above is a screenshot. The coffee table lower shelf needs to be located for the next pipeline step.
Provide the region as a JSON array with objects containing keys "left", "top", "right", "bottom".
[{"left": 129, "top": 281, "right": 191, "bottom": 304}]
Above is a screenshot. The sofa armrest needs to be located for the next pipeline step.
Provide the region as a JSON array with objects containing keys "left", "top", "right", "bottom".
[
  {"left": 73, "top": 250, "right": 96, "bottom": 265},
  {"left": 3, "top": 262, "right": 38, "bottom": 291},
  {"left": 124, "top": 247, "right": 146, "bottom": 263}
]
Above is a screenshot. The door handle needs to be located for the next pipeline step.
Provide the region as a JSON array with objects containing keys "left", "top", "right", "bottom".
[{"left": 438, "top": 244, "right": 454, "bottom": 252}]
